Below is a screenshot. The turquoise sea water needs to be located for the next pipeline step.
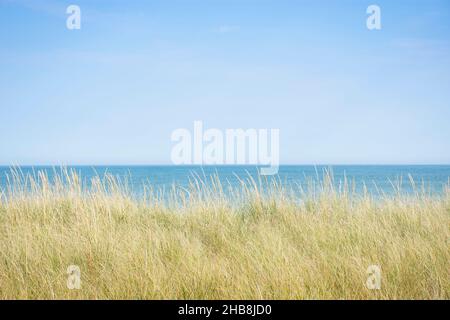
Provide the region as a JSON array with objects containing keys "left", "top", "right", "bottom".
[{"left": 0, "top": 165, "right": 449, "bottom": 198}]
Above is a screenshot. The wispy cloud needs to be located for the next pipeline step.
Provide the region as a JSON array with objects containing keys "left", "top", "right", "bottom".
[
  {"left": 214, "top": 25, "right": 240, "bottom": 34},
  {"left": 0, "top": 0, "right": 65, "bottom": 17},
  {"left": 391, "top": 38, "right": 450, "bottom": 57}
]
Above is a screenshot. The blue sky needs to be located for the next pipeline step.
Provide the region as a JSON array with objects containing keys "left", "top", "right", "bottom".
[{"left": 0, "top": 0, "right": 449, "bottom": 165}]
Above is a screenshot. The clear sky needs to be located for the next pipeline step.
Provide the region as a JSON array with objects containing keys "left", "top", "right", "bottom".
[{"left": 1, "top": 0, "right": 449, "bottom": 165}]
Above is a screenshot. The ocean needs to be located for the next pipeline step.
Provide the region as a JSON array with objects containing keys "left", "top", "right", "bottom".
[{"left": 1, "top": 165, "right": 449, "bottom": 198}]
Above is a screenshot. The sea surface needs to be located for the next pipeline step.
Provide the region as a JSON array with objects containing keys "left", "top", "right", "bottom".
[{"left": 1, "top": 165, "right": 449, "bottom": 199}]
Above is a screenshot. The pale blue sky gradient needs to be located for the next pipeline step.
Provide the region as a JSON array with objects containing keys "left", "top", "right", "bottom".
[{"left": 1, "top": 0, "right": 449, "bottom": 165}]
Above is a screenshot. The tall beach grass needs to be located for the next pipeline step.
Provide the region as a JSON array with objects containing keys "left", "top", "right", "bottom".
[{"left": 0, "top": 168, "right": 448, "bottom": 299}]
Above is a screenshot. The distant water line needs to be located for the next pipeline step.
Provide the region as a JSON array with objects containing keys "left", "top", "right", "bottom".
[{"left": 0, "top": 165, "right": 449, "bottom": 201}]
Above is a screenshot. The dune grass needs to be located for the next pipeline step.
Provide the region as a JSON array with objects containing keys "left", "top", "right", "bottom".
[{"left": 0, "top": 169, "right": 448, "bottom": 299}]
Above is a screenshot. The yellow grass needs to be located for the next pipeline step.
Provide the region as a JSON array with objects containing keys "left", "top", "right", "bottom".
[{"left": 0, "top": 169, "right": 448, "bottom": 299}]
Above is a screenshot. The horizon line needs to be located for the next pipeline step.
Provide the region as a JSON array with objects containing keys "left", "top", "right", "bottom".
[{"left": 1, "top": 163, "right": 450, "bottom": 167}]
